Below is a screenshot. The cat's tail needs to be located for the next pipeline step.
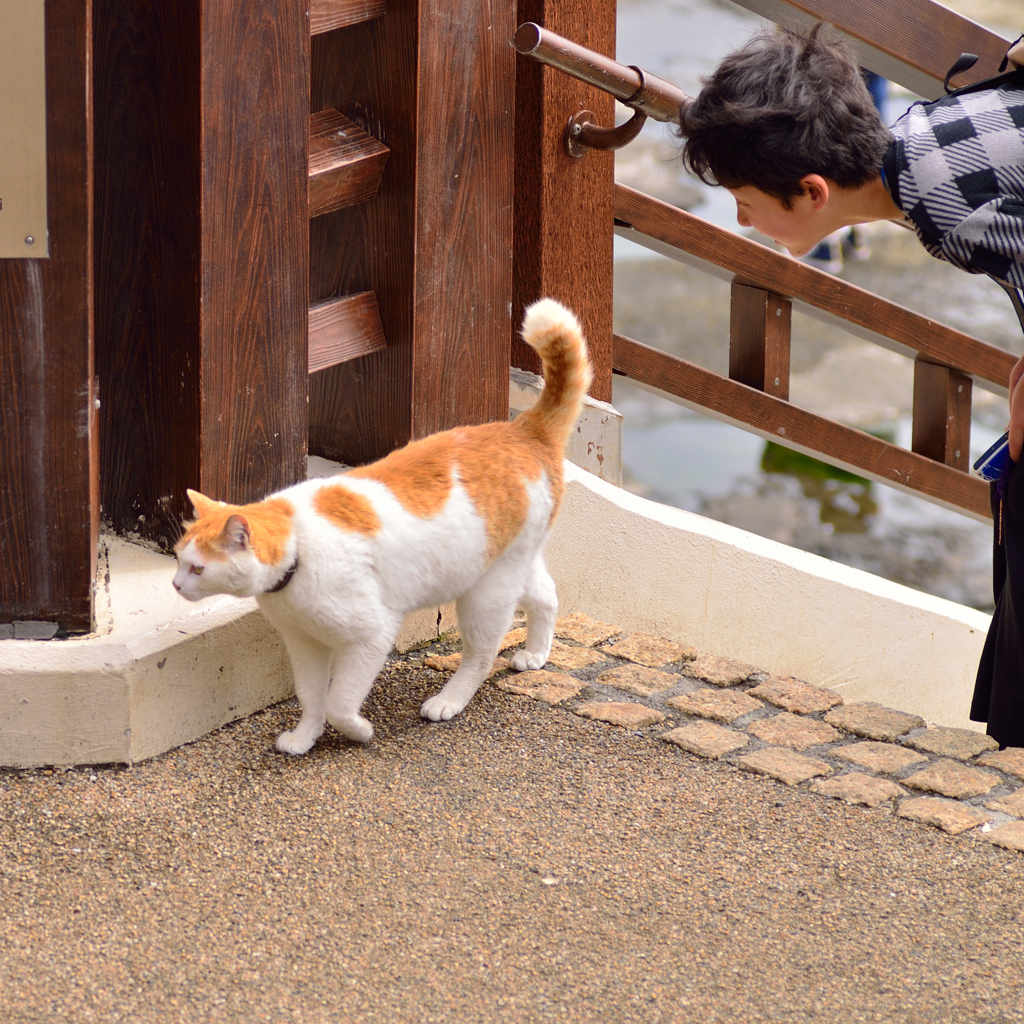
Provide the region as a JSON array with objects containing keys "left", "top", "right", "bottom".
[{"left": 518, "top": 298, "right": 594, "bottom": 448}]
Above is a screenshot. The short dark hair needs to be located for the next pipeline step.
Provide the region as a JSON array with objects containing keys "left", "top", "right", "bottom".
[{"left": 679, "top": 25, "right": 892, "bottom": 206}]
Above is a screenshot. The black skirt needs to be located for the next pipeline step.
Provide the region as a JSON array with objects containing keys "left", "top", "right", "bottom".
[{"left": 972, "top": 457, "right": 1024, "bottom": 747}]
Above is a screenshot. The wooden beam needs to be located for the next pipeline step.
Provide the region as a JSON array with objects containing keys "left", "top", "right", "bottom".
[
  {"left": 730, "top": 283, "right": 792, "bottom": 400},
  {"left": 308, "top": 292, "right": 386, "bottom": 373},
  {"left": 95, "top": 0, "right": 309, "bottom": 545},
  {"left": 308, "top": 0, "right": 515, "bottom": 464},
  {"left": 730, "top": 0, "right": 1010, "bottom": 100},
  {"left": 308, "top": 108, "right": 389, "bottom": 219},
  {"left": 310, "top": 0, "right": 386, "bottom": 36},
  {"left": 0, "top": 0, "right": 96, "bottom": 631},
  {"left": 512, "top": 0, "right": 616, "bottom": 403},
  {"left": 912, "top": 360, "right": 973, "bottom": 471},
  {"left": 613, "top": 333, "right": 991, "bottom": 522},
  {"left": 614, "top": 183, "right": 1016, "bottom": 396}
]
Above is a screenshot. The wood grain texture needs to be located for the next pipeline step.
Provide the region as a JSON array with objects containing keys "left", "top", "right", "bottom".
[
  {"left": 513, "top": 0, "right": 616, "bottom": 402},
  {"left": 730, "top": 284, "right": 792, "bottom": 400},
  {"left": 614, "top": 184, "right": 1016, "bottom": 394},
  {"left": 308, "top": 292, "right": 387, "bottom": 372},
  {"left": 310, "top": 0, "right": 386, "bottom": 36},
  {"left": 95, "top": 0, "right": 308, "bottom": 547},
  {"left": 308, "top": 108, "right": 389, "bottom": 218},
  {"left": 732, "top": 0, "right": 1011, "bottom": 99},
  {"left": 613, "top": 334, "right": 991, "bottom": 522},
  {"left": 912, "top": 360, "right": 972, "bottom": 471},
  {"left": 0, "top": 0, "right": 96, "bottom": 630},
  {"left": 309, "top": 0, "right": 515, "bottom": 465}
]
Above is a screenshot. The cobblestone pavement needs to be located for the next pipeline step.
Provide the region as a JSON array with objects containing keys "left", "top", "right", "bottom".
[{"left": 2, "top": 614, "right": 1024, "bottom": 1023}]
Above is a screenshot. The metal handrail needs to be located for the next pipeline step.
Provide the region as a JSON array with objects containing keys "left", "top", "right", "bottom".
[{"left": 513, "top": 22, "right": 690, "bottom": 125}]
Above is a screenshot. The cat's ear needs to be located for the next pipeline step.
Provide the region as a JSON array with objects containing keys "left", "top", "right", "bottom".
[
  {"left": 186, "top": 489, "right": 224, "bottom": 518},
  {"left": 222, "top": 514, "right": 251, "bottom": 553}
]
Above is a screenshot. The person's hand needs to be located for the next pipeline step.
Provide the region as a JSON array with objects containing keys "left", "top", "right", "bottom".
[{"left": 1010, "top": 352, "right": 1024, "bottom": 461}]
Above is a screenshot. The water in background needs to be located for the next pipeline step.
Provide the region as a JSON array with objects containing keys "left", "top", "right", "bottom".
[{"left": 612, "top": 0, "right": 1022, "bottom": 611}]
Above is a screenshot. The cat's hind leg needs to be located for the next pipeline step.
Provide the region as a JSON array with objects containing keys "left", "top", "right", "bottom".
[
  {"left": 276, "top": 631, "right": 333, "bottom": 755},
  {"left": 511, "top": 553, "right": 558, "bottom": 672},
  {"left": 421, "top": 584, "right": 518, "bottom": 723}
]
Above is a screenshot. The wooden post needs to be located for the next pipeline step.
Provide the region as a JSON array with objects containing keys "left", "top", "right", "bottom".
[
  {"left": 512, "top": 0, "right": 616, "bottom": 403},
  {"left": 0, "top": 0, "right": 97, "bottom": 632},
  {"left": 912, "top": 359, "right": 972, "bottom": 471},
  {"left": 94, "top": 0, "right": 309, "bottom": 547},
  {"left": 307, "top": 0, "right": 516, "bottom": 465},
  {"left": 729, "top": 283, "right": 792, "bottom": 399}
]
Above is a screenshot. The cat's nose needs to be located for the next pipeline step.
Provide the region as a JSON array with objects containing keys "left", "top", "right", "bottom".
[{"left": 172, "top": 580, "right": 181, "bottom": 593}]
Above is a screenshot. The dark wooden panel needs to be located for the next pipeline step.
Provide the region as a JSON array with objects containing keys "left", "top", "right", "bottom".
[
  {"left": 912, "top": 360, "right": 972, "bottom": 471},
  {"left": 308, "top": 291, "right": 386, "bottom": 372},
  {"left": 94, "top": 0, "right": 202, "bottom": 544},
  {"left": 614, "top": 183, "right": 1016, "bottom": 393},
  {"left": 308, "top": 108, "right": 389, "bottom": 219},
  {"left": 309, "top": 0, "right": 515, "bottom": 464},
  {"left": 613, "top": 333, "right": 990, "bottom": 521},
  {"left": 733, "top": 0, "right": 1011, "bottom": 99},
  {"left": 311, "top": 0, "right": 386, "bottom": 36},
  {"left": 730, "top": 284, "right": 792, "bottom": 400},
  {"left": 513, "top": 0, "right": 616, "bottom": 402},
  {"left": 0, "top": 0, "right": 96, "bottom": 630}
]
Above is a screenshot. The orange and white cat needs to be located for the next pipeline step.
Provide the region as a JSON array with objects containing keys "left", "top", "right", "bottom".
[{"left": 172, "top": 299, "right": 592, "bottom": 754}]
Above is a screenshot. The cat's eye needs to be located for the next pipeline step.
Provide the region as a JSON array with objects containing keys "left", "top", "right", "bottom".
[{"left": 190, "top": 565, "right": 204, "bottom": 576}]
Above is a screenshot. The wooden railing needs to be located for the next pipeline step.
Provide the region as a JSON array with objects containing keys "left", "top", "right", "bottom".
[{"left": 518, "top": 0, "right": 1016, "bottom": 524}]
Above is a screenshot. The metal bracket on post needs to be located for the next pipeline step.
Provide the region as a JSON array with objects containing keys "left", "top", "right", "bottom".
[{"left": 566, "top": 107, "right": 646, "bottom": 158}]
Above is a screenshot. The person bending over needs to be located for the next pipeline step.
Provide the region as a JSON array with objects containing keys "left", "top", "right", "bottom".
[{"left": 678, "top": 24, "right": 1024, "bottom": 747}]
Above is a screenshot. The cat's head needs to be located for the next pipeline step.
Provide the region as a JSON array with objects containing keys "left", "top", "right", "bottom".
[{"left": 173, "top": 489, "right": 295, "bottom": 600}]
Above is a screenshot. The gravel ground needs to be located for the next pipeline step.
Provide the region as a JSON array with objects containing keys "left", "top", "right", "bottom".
[{"left": 3, "top": 646, "right": 1024, "bottom": 1024}]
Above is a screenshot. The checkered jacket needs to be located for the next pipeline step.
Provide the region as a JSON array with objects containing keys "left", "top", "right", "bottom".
[{"left": 882, "top": 76, "right": 1024, "bottom": 290}]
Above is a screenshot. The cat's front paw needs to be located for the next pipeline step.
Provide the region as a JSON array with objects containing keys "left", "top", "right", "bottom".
[
  {"left": 421, "top": 694, "right": 467, "bottom": 722},
  {"left": 326, "top": 712, "right": 374, "bottom": 744},
  {"left": 276, "top": 729, "right": 317, "bottom": 755},
  {"left": 512, "top": 650, "right": 548, "bottom": 672}
]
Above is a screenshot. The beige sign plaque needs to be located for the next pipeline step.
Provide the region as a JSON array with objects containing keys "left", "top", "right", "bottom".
[{"left": 0, "top": 0, "right": 48, "bottom": 258}]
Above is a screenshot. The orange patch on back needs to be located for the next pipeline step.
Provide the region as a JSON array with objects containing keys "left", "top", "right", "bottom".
[
  {"left": 313, "top": 484, "right": 382, "bottom": 535},
  {"left": 349, "top": 420, "right": 564, "bottom": 561},
  {"left": 178, "top": 496, "right": 295, "bottom": 565}
]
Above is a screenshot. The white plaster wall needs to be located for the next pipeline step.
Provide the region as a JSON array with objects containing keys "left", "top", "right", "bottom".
[{"left": 546, "top": 462, "right": 992, "bottom": 731}]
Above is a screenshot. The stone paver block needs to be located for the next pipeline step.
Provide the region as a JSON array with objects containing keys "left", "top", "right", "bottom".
[
  {"left": 903, "top": 727, "right": 998, "bottom": 761},
  {"left": 554, "top": 613, "right": 621, "bottom": 647},
  {"left": 681, "top": 654, "right": 761, "bottom": 688},
  {"left": 598, "top": 632, "right": 696, "bottom": 668},
  {"left": 983, "top": 821, "right": 1024, "bottom": 852},
  {"left": 667, "top": 688, "right": 763, "bottom": 724},
  {"left": 597, "top": 664, "right": 680, "bottom": 698},
  {"left": 810, "top": 772, "right": 906, "bottom": 808},
  {"left": 977, "top": 747, "right": 1024, "bottom": 780},
  {"left": 424, "top": 654, "right": 509, "bottom": 678},
  {"left": 833, "top": 741, "right": 928, "bottom": 775},
  {"left": 545, "top": 642, "right": 607, "bottom": 671},
  {"left": 736, "top": 746, "right": 832, "bottom": 786},
  {"left": 747, "top": 676, "right": 843, "bottom": 715},
  {"left": 495, "top": 670, "right": 584, "bottom": 705},
  {"left": 823, "top": 702, "right": 924, "bottom": 741},
  {"left": 499, "top": 627, "right": 528, "bottom": 651},
  {"left": 902, "top": 759, "right": 1001, "bottom": 799},
  {"left": 660, "top": 721, "right": 749, "bottom": 759},
  {"left": 985, "top": 787, "right": 1024, "bottom": 817},
  {"left": 574, "top": 701, "right": 666, "bottom": 729},
  {"left": 897, "top": 797, "right": 990, "bottom": 835},
  {"left": 747, "top": 712, "right": 841, "bottom": 750}
]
